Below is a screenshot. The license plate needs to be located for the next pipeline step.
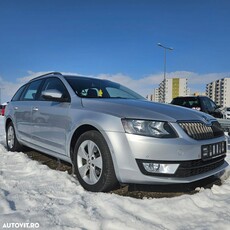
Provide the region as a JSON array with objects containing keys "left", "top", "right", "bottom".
[{"left": 201, "top": 141, "right": 226, "bottom": 160}]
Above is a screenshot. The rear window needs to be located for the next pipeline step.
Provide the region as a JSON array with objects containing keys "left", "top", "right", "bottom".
[
  {"left": 21, "top": 80, "right": 43, "bottom": 101},
  {"left": 171, "top": 97, "right": 201, "bottom": 110}
]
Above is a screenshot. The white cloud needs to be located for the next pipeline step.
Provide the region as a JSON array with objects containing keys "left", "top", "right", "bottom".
[
  {"left": 0, "top": 78, "right": 21, "bottom": 104},
  {"left": 167, "top": 71, "right": 230, "bottom": 85},
  {"left": 17, "top": 70, "right": 56, "bottom": 83},
  {"left": 96, "top": 71, "right": 230, "bottom": 96},
  {"left": 1, "top": 70, "right": 230, "bottom": 104}
]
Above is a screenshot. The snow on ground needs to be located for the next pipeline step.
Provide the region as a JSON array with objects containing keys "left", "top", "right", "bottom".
[{"left": 0, "top": 116, "right": 230, "bottom": 230}]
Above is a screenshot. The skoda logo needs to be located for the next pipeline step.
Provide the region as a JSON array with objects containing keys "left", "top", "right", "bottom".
[{"left": 201, "top": 115, "right": 212, "bottom": 125}]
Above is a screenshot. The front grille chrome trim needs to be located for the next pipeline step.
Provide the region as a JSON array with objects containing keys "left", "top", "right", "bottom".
[{"left": 178, "top": 121, "right": 224, "bottom": 140}]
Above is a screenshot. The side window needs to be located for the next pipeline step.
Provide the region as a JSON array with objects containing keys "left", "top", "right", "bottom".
[
  {"left": 21, "top": 80, "right": 43, "bottom": 101},
  {"left": 202, "top": 97, "right": 215, "bottom": 112},
  {"left": 40, "top": 78, "right": 70, "bottom": 101},
  {"left": 209, "top": 100, "right": 217, "bottom": 111},
  {"left": 11, "top": 85, "right": 26, "bottom": 101}
]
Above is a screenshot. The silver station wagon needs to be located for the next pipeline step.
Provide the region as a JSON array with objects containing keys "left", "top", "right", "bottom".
[{"left": 5, "top": 72, "right": 228, "bottom": 192}]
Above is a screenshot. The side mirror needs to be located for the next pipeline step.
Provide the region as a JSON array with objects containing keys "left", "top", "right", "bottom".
[{"left": 42, "top": 89, "right": 69, "bottom": 102}]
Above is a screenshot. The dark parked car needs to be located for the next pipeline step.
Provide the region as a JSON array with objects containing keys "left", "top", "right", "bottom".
[{"left": 171, "top": 96, "right": 223, "bottom": 118}]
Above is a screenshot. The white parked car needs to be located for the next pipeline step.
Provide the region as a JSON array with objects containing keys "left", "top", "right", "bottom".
[{"left": 223, "top": 107, "right": 230, "bottom": 119}]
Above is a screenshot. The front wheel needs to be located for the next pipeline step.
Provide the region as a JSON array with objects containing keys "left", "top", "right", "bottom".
[
  {"left": 6, "top": 122, "right": 21, "bottom": 152},
  {"left": 73, "top": 130, "right": 118, "bottom": 192}
]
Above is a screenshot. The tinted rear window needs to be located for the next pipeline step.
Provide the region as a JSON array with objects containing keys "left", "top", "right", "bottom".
[{"left": 171, "top": 97, "right": 201, "bottom": 109}]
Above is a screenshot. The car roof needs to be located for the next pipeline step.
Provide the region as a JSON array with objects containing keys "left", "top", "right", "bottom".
[
  {"left": 29, "top": 72, "right": 63, "bottom": 82},
  {"left": 29, "top": 72, "right": 105, "bottom": 83},
  {"left": 173, "top": 95, "right": 207, "bottom": 99}
]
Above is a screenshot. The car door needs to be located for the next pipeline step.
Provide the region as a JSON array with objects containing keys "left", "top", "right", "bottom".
[
  {"left": 12, "top": 79, "right": 43, "bottom": 143},
  {"left": 31, "top": 77, "right": 71, "bottom": 155}
]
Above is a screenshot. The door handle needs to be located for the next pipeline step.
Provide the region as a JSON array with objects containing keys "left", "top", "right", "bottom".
[{"left": 32, "top": 107, "right": 39, "bottom": 111}]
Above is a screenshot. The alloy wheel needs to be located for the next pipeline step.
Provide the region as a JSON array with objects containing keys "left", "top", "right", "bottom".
[
  {"left": 77, "top": 140, "right": 103, "bottom": 185},
  {"left": 7, "top": 126, "right": 15, "bottom": 149}
]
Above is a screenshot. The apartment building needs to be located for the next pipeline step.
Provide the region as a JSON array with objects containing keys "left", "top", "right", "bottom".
[
  {"left": 149, "top": 78, "right": 188, "bottom": 103},
  {"left": 206, "top": 78, "right": 230, "bottom": 107},
  {"left": 146, "top": 88, "right": 159, "bottom": 101}
]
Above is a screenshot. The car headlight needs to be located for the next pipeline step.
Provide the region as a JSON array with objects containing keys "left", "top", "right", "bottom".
[{"left": 121, "top": 119, "right": 178, "bottom": 138}]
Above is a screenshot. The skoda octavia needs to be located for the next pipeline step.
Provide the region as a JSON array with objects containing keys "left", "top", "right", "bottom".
[{"left": 5, "top": 72, "right": 228, "bottom": 192}]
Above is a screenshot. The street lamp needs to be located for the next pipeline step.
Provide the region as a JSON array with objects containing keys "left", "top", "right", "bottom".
[{"left": 157, "top": 43, "right": 173, "bottom": 103}]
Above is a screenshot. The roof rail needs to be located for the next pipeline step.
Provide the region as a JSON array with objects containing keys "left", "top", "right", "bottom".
[{"left": 29, "top": 72, "right": 62, "bottom": 82}]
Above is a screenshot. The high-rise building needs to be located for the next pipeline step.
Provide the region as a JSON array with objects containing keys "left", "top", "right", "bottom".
[
  {"left": 149, "top": 78, "right": 188, "bottom": 103},
  {"left": 147, "top": 88, "right": 159, "bottom": 102},
  {"left": 206, "top": 81, "right": 216, "bottom": 101},
  {"left": 206, "top": 78, "right": 230, "bottom": 107}
]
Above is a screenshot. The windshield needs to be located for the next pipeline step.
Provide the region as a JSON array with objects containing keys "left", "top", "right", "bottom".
[{"left": 64, "top": 76, "right": 145, "bottom": 99}]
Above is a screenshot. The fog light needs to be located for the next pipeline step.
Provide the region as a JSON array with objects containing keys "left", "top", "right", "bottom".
[
  {"left": 143, "top": 163, "right": 160, "bottom": 173},
  {"left": 142, "top": 162, "right": 179, "bottom": 174}
]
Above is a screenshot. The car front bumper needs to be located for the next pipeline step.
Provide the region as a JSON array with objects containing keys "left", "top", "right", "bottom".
[{"left": 104, "top": 131, "right": 228, "bottom": 185}]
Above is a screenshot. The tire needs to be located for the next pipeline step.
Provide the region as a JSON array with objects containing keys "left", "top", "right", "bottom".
[
  {"left": 6, "top": 122, "right": 21, "bottom": 152},
  {"left": 73, "top": 130, "right": 118, "bottom": 192}
]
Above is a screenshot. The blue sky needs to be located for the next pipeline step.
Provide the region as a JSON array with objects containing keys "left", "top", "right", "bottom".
[{"left": 0, "top": 0, "right": 230, "bottom": 102}]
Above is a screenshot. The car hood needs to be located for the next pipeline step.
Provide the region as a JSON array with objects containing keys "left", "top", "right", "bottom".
[{"left": 81, "top": 98, "right": 215, "bottom": 123}]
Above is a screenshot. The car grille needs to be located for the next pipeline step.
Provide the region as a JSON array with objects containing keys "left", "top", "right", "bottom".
[
  {"left": 178, "top": 121, "right": 224, "bottom": 140},
  {"left": 174, "top": 155, "right": 226, "bottom": 177}
]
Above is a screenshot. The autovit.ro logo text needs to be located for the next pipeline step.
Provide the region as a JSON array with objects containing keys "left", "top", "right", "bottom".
[{"left": 2, "top": 222, "right": 40, "bottom": 229}]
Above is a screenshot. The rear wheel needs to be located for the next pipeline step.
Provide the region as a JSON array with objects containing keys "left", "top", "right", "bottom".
[
  {"left": 6, "top": 122, "right": 21, "bottom": 152},
  {"left": 73, "top": 130, "right": 118, "bottom": 192}
]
